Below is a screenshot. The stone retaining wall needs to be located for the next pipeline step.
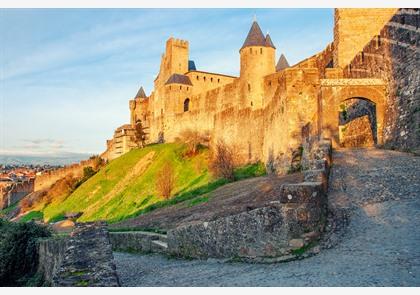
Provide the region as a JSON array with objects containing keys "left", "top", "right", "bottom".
[
  {"left": 37, "top": 222, "right": 120, "bottom": 286},
  {"left": 167, "top": 139, "right": 333, "bottom": 260},
  {"left": 110, "top": 231, "right": 166, "bottom": 253}
]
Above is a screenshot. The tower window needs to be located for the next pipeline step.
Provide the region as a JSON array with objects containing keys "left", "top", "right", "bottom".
[
  {"left": 196, "top": 75, "right": 199, "bottom": 80},
  {"left": 184, "top": 98, "right": 190, "bottom": 112},
  {"left": 211, "top": 77, "right": 213, "bottom": 82},
  {"left": 250, "top": 48, "right": 252, "bottom": 54},
  {"left": 260, "top": 48, "right": 262, "bottom": 54},
  {"left": 204, "top": 76, "right": 206, "bottom": 82},
  {"left": 180, "top": 86, "right": 182, "bottom": 90},
  {"left": 218, "top": 79, "right": 220, "bottom": 83},
  {"left": 248, "top": 83, "right": 251, "bottom": 91}
]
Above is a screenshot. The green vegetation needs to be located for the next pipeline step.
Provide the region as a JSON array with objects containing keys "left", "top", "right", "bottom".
[
  {"left": 233, "top": 161, "right": 266, "bottom": 180},
  {"left": 40, "top": 143, "right": 212, "bottom": 223},
  {"left": 18, "top": 211, "right": 44, "bottom": 223},
  {"left": 28, "top": 143, "right": 267, "bottom": 224},
  {"left": 0, "top": 218, "right": 51, "bottom": 286},
  {"left": 0, "top": 202, "right": 18, "bottom": 218},
  {"left": 291, "top": 241, "right": 317, "bottom": 256},
  {"left": 188, "top": 195, "right": 209, "bottom": 207}
]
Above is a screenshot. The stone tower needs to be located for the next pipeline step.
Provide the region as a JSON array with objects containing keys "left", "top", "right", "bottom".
[
  {"left": 333, "top": 8, "right": 398, "bottom": 67},
  {"left": 240, "top": 21, "right": 276, "bottom": 108},
  {"left": 155, "top": 38, "right": 189, "bottom": 88}
]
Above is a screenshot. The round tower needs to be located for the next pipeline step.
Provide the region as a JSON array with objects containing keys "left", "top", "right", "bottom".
[{"left": 239, "top": 21, "right": 276, "bottom": 108}]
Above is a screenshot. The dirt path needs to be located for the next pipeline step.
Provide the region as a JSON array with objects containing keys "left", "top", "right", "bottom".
[{"left": 114, "top": 148, "right": 420, "bottom": 286}]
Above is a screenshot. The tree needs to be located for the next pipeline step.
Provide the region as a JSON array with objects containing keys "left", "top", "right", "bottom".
[
  {"left": 209, "top": 140, "right": 236, "bottom": 181},
  {"left": 155, "top": 163, "right": 175, "bottom": 199}
]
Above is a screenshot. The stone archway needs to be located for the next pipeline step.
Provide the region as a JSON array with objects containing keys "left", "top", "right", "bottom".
[
  {"left": 338, "top": 97, "right": 377, "bottom": 147},
  {"left": 320, "top": 80, "right": 386, "bottom": 147}
]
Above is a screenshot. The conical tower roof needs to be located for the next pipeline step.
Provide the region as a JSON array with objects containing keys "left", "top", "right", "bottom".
[
  {"left": 265, "top": 33, "right": 276, "bottom": 49},
  {"left": 241, "top": 21, "right": 266, "bottom": 50},
  {"left": 135, "top": 86, "right": 147, "bottom": 99},
  {"left": 276, "top": 54, "right": 290, "bottom": 71}
]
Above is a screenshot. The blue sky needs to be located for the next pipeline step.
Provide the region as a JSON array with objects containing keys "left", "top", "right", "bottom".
[{"left": 0, "top": 9, "right": 333, "bottom": 157}]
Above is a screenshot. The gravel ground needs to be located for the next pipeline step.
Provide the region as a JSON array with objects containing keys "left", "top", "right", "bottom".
[{"left": 114, "top": 148, "right": 420, "bottom": 286}]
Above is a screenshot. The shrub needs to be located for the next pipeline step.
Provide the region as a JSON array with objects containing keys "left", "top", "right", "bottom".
[
  {"left": 176, "top": 129, "right": 209, "bottom": 156},
  {"left": 155, "top": 163, "right": 175, "bottom": 199},
  {"left": 0, "top": 219, "right": 51, "bottom": 286},
  {"left": 209, "top": 140, "right": 236, "bottom": 181}
]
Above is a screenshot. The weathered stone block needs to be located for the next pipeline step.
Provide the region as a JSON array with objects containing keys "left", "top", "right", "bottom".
[{"left": 279, "top": 182, "right": 324, "bottom": 204}]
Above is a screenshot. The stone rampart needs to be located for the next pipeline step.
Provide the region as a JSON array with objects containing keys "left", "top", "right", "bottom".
[
  {"left": 34, "top": 158, "right": 95, "bottom": 191},
  {"left": 166, "top": 139, "right": 332, "bottom": 260},
  {"left": 0, "top": 178, "right": 35, "bottom": 209},
  {"left": 343, "top": 8, "right": 420, "bottom": 152},
  {"left": 37, "top": 222, "right": 120, "bottom": 286},
  {"left": 110, "top": 231, "right": 167, "bottom": 253}
]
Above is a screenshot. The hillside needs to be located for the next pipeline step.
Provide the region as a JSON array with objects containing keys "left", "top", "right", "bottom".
[
  {"left": 25, "top": 142, "right": 265, "bottom": 224},
  {"left": 37, "top": 143, "right": 214, "bottom": 223}
]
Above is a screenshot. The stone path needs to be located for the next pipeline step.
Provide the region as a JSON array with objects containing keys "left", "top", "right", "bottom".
[{"left": 114, "top": 148, "right": 420, "bottom": 286}]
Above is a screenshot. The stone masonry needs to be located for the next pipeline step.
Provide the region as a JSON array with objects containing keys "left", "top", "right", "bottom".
[{"left": 102, "top": 9, "right": 418, "bottom": 171}]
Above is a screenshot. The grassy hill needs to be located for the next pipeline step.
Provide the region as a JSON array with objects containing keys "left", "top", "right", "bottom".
[
  {"left": 6, "top": 143, "right": 265, "bottom": 224},
  {"left": 39, "top": 143, "right": 215, "bottom": 223}
]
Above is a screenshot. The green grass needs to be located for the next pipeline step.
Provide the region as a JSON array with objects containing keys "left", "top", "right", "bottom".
[
  {"left": 18, "top": 211, "right": 44, "bottom": 223},
  {"left": 35, "top": 143, "right": 267, "bottom": 224},
  {"left": 40, "top": 143, "right": 211, "bottom": 223},
  {"left": 0, "top": 202, "right": 18, "bottom": 217}
]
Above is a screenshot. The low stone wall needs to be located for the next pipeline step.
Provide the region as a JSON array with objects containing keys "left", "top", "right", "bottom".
[
  {"left": 37, "top": 222, "right": 120, "bottom": 286},
  {"left": 110, "top": 231, "right": 167, "bottom": 253},
  {"left": 167, "top": 138, "right": 333, "bottom": 260}
]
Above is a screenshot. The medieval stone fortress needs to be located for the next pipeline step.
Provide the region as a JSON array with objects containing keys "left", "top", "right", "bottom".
[
  {"left": 1, "top": 8, "right": 419, "bottom": 287},
  {"left": 103, "top": 8, "right": 419, "bottom": 172}
]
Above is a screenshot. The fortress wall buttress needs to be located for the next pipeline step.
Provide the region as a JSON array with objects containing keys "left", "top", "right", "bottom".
[
  {"left": 262, "top": 68, "right": 321, "bottom": 173},
  {"left": 343, "top": 8, "right": 420, "bottom": 152},
  {"left": 333, "top": 8, "right": 399, "bottom": 68}
]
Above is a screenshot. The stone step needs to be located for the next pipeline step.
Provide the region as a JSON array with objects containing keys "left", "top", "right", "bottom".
[{"left": 151, "top": 240, "right": 168, "bottom": 253}]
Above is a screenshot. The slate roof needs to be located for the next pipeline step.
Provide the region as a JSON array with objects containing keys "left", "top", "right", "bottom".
[
  {"left": 276, "top": 54, "right": 290, "bottom": 71},
  {"left": 165, "top": 74, "right": 193, "bottom": 86},
  {"left": 265, "top": 34, "right": 276, "bottom": 49},
  {"left": 241, "top": 21, "right": 267, "bottom": 49},
  {"left": 135, "top": 86, "right": 147, "bottom": 99},
  {"left": 188, "top": 60, "right": 197, "bottom": 71}
]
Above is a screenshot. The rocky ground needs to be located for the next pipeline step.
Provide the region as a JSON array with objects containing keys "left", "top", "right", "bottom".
[{"left": 114, "top": 148, "right": 420, "bottom": 286}]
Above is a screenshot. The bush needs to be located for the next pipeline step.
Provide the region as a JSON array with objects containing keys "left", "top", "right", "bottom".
[
  {"left": 209, "top": 140, "right": 236, "bottom": 181},
  {"left": 155, "top": 163, "right": 175, "bottom": 199},
  {"left": 176, "top": 129, "right": 209, "bottom": 156},
  {"left": 0, "top": 219, "right": 51, "bottom": 286}
]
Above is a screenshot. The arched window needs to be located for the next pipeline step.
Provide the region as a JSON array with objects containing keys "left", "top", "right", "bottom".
[{"left": 184, "top": 98, "right": 190, "bottom": 112}]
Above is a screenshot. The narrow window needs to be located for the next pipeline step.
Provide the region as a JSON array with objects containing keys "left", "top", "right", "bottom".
[
  {"left": 218, "top": 79, "right": 220, "bottom": 83},
  {"left": 196, "top": 75, "right": 199, "bottom": 80},
  {"left": 248, "top": 83, "right": 251, "bottom": 91},
  {"left": 211, "top": 77, "right": 213, "bottom": 82},
  {"left": 180, "top": 86, "right": 182, "bottom": 90},
  {"left": 184, "top": 98, "right": 190, "bottom": 112},
  {"left": 251, "top": 101, "right": 253, "bottom": 106},
  {"left": 361, "top": 52, "right": 365, "bottom": 62},
  {"left": 204, "top": 76, "right": 206, "bottom": 82},
  {"left": 250, "top": 48, "right": 252, "bottom": 54},
  {"left": 260, "top": 48, "right": 262, "bottom": 54}
]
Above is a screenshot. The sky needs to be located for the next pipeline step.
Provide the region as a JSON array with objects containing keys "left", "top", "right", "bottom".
[{"left": 0, "top": 8, "right": 334, "bottom": 158}]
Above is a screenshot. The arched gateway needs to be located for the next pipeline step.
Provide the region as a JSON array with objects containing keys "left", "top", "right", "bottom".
[{"left": 319, "top": 79, "right": 386, "bottom": 148}]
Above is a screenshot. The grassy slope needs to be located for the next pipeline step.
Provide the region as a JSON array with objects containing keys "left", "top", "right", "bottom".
[{"left": 41, "top": 143, "right": 212, "bottom": 223}]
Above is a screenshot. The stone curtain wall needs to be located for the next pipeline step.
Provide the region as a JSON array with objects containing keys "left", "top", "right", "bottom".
[
  {"left": 344, "top": 8, "right": 420, "bottom": 153},
  {"left": 0, "top": 178, "right": 34, "bottom": 209},
  {"left": 167, "top": 140, "right": 332, "bottom": 260},
  {"left": 34, "top": 158, "right": 96, "bottom": 191},
  {"left": 37, "top": 222, "right": 120, "bottom": 287}
]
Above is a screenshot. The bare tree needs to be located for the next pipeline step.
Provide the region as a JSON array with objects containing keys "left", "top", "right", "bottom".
[
  {"left": 155, "top": 163, "right": 176, "bottom": 199},
  {"left": 176, "top": 129, "right": 209, "bottom": 156},
  {"left": 209, "top": 140, "right": 236, "bottom": 181}
]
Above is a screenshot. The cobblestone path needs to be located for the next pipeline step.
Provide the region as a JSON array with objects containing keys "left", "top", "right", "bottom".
[{"left": 114, "top": 148, "right": 420, "bottom": 286}]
